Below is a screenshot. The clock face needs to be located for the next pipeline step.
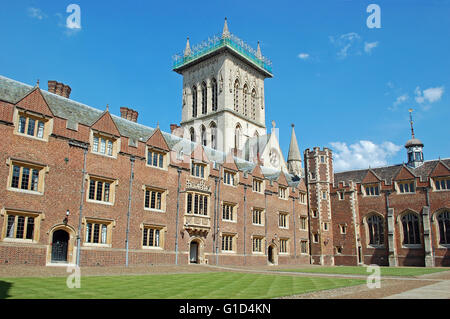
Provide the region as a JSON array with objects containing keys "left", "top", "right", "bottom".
[{"left": 269, "top": 148, "right": 279, "bottom": 167}]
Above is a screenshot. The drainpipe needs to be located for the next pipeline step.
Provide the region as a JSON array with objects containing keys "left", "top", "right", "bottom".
[
  {"left": 215, "top": 164, "right": 222, "bottom": 265},
  {"left": 243, "top": 184, "right": 247, "bottom": 265},
  {"left": 125, "top": 156, "right": 135, "bottom": 267},
  {"left": 175, "top": 168, "right": 182, "bottom": 265},
  {"left": 292, "top": 194, "right": 297, "bottom": 258},
  {"left": 264, "top": 190, "right": 268, "bottom": 257},
  {"left": 212, "top": 176, "right": 218, "bottom": 261},
  {"left": 75, "top": 144, "right": 88, "bottom": 267}
]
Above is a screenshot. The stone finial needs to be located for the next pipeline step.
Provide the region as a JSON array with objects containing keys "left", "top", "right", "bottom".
[
  {"left": 271, "top": 120, "right": 276, "bottom": 128},
  {"left": 222, "top": 17, "right": 230, "bottom": 39},
  {"left": 184, "top": 37, "right": 191, "bottom": 57},
  {"left": 256, "top": 41, "right": 262, "bottom": 59}
]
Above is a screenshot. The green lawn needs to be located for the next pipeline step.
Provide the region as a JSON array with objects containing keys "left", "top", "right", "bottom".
[
  {"left": 0, "top": 272, "right": 364, "bottom": 299},
  {"left": 278, "top": 266, "right": 450, "bottom": 277}
]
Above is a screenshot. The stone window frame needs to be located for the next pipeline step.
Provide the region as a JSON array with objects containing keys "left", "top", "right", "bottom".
[
  {"left": 190, "top": 160, "right": 208, "bottom": 180},
  {"left": 86, "top": 174, "right": 117, "bottom": 206},
  {"left": 339, "top": 223, "right": 348, "bottom": 235},
  {"left": 251, "top": 207, "right": 265, "bottom": 226},
  {"left": 251, "top": 235, "right": 265, "bottom": 254},
  {"left": 141, "top": 223, "right": 166, "bottom": 250},
  {"left": 6, "top": 158, "right": 49, "bottom": 195},
  {"left": 222, "top": 201, "right": 238, "bottom": 223},
  {"left": 82, "top": 217, "right": 115, "bottom": 248},
  {"left": 299, "top": 216, "right": 308, "bottom": 230},
  {"left": 223, "top": 169, "right": 238, "bottom": 187},
  {"left": 252, "top": 178, "right": 264, "bottom": 194},
  {"left": 220, "top": 232, "right": 237, "bottom": 253},
  {"left": 90, "top": 130, "right": 120, "bottom": 159},
  {"left": 0, "top": 208, "right": 43, "bottom": 243},
  {"left": 278, "top": 211, "right": 289, "bottom": 229},
  {"left": 362, "top": 183, "right": 381, "bottom": 197},
  {"left": 143, "top": 185, "right": 167, "bottom": 213},
  {"left": 186, "top": 191, "right": 210, "bottom": 216},
  {"left": 146, "top": 147, "right": 168, "bottom": 171},
  {"left": 279, "top": 238, "right": 289, "bottom": 254},
  {"left": 13, "top": 108, "right": 53, "bottom": 142},
  {"left": 431, "top": 177, "right": 450, "bottom": 192},
  {"left": 299, "top": 192, "right": 307, "bottom": 204},
  {"left": 434, "top": 209, "right": 450, "bottom": 248},
  {"left": 395, "top": 180, "right": 416, "bottom": 194},
  {"left": 278, "top": 186, "right": 288, "bottom": 200},
  {"left": 398, "top": 211, "right": 422, "bottom": 248},
  {"left": 363, "top": 212, "right": 386, "bottom": 248},
  {"left": 300, "top": 239, "right": 309, "bottom": 254},
  {"left": 338, "top": 191, "right": 345, "bottom": 200}
]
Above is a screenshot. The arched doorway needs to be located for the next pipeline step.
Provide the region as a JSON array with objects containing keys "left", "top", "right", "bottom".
[
  {"left": 51, "top": 229, "right": 69, "bottom": 263},
  {"left": 268, "top": 244, "right": 278, "bottom": 265},
  {"left": 189, "top": 241, "right": 199, "bottom": 264}
]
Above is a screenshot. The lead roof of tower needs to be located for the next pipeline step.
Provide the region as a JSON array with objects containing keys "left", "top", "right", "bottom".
[{"left": 172, "top": 19, "right": 273, "bottom": 77}]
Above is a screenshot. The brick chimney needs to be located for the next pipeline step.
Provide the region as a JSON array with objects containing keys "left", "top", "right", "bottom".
[
  {"left": 48, "top": 80, "right": 71, "bottom": 98},
  {"left": 120, "top": 107, "right": 139, "bottom": 123}
]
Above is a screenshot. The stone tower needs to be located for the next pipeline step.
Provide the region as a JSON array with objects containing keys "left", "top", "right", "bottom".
[
  {"left": 304, "top": 147, "right": 335, "bottom": 266},
  {"left": 172, "top": 18, "right": 273, "bottom": 158}
]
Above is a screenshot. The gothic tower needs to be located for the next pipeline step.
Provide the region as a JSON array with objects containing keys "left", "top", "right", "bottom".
[{"left": 172, "top": 18, "right": 273, "bottom": 159}]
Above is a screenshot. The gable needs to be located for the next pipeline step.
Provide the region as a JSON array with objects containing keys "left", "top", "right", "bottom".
[
  {"left": 222, "top": 152, "right": 239, "bottom": 171},
  {"left": 260, "top": 133, "right": 288, "bottom": 172},
  {"left": 16, "top": 88, "right": 54, "bottom": 117},
  {"left": 430, "top": 161, "right": 450, "bottom": 178},
  {"left": 277, "top": 171, "right": 289, "bottom": 186},
  {"left": 394, "top": 165, "right": 416, "bottom": 181},
  {"left": 146, "top": 128, "right": 170, "bottom": 152},
  {"left": 251, "top": 164, "right": 265, "bottom": 179},
  {"left": 362, "top": 170, "right": 381, "bottom": 184},
  {"left": 191, "top": 144, "right": 209, "bottom": 163},
  {"left": 91, "top": 111, "right": 120, "bottom": 137}
]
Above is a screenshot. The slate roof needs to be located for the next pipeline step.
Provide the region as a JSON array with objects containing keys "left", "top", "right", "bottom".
[
  {"left": 0, "top": 75, "right": 303, "bottom": 187},
  {"left": 334, "top": 159, "right": 450, "bottom": 186}
]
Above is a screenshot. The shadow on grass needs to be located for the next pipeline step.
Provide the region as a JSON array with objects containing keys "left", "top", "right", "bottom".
[{"left": 0, "top": 281, "right": 12, "bottom": 299}]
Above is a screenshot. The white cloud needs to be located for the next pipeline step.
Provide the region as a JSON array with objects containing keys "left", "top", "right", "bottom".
[
  {"left": 364, "top": 41, "right": 379, "bottom": 54},
  {"left": 415, "top": 86, "right": 444, "bottom": 109},
  {"left": 27, "top": 7, "right": 46, "bottom": 20},
  {"left": 389, "top": 94, "right": 409, "bottom": 111},
  {"left": 298, "top": 53, "right": 309, "bottom": 60},
  {"left": 330, "top": 140, "right": 402, "bottom": 172}
]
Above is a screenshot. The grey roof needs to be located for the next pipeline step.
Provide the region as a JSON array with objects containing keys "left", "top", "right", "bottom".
[
  {"left": 405, "top": 138, "right": 424, "bottom": 148},
  {"left": 0, "top": 75, "right": 302, "bottom": 187},
  {"left": 334, "top": 159, "right": 450, "bottom": 186}
]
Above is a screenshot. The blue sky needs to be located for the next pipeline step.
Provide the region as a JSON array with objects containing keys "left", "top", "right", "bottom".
[{"left": 1, "top": 0, "right": 449, "bottom": 172}]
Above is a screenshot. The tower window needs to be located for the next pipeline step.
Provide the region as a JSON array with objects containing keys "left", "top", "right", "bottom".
[
  {"left": 190, "top": 127, "right": 195, "bottom": 143},
  {"left": 243, "top": 84, "right": 248, "bottom": 117},
  {"left": 210, "top": 122, "right": 217, "bottom": 150},
  {"left": 201, "top": 82, "right": 207, "bottom": 115},
  {"left": 251, "top": 89, "right": 256, "bottom": 120},
  {"left": 192, "top": 86, "right": 197, "bottom": 118},
  {"left": 211, "top": 78, "right": 218, "bottom": 111},
  {"left": 201, "top": 125, "right": 207, "bottom": 147},
  {"left": 234, "top": 80, "right": 239, "bottom": 112}
]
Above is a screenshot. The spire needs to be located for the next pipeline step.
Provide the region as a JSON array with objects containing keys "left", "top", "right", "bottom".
[
  {"left": 222, "top": 17, "right": 230, "bottom": 39},
  {"left": 256, "top": 41, "right": 262, "bottom": 59},
  {"left": 184, "top": 37, "right": 191, "bottom": 57},
  {"left": 409, "top": 108, "right": 415, "bottom": 139},
  {"left": 287, "top": 124, "right": 303, "bottom": 177},
  {"left": 287, "top": 124, "right": 301, "bottom": 162}
]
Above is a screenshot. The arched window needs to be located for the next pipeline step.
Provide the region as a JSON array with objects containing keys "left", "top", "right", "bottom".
[
  {"left": 190, "top": 127, "right": 196, "bottom": 143},
  {"left": 201, "top": 125, "right": 207, "bottom": 147},
  {"left": 192, "top": 86, "right": 197, "bottom": 118},
  {"left": 243, "top": 84, "right": 248, "bottom": 117},
  {"left": 367, "top": 214, "right": 384, "bottom": 246},
  {"left": 251, "top": 89, "right": 257, "bottom": 120},
  {"left": 234, "top": 80, "right": 239, "bottom": 112},
  {"left": 211, "top": 78, "right": 218, "bottom": 111},
  {"left": 201, "top": 82, "right": 207, "bottom": 115},
  {"left": 210, "top": 122, "right": 217, "bottom": 150},
  {"left": 437, "top": 211, "right": 450, "bottom": 245},
  {"left": 401, "top": 213, "right": 421, "bottom": 245},
  {"left": 234, "top": 124, "right": 241, "bottom": 151}
]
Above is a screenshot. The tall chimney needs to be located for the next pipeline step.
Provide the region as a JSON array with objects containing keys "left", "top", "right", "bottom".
[
  {"left": 48, "top": 80, "right": 71, "bottom": 98},
  {"left": 120, "top": 107, "right": 138, "bottom": 123}
]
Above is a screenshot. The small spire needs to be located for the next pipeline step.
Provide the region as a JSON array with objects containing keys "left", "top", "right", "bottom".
[
  {"left": 222, "top": 17, "right": 230, "bottom": 39},
  {"left": 106, "top": 104, "right": 109, "bottom": 112},
  {"left": 156, "top": 121, "right": 160, "bottom": 129},
  {"left": 184, "top": 37, "right": 191, "bottom": 57},
  {"left": 36, "top": 79, "right": 40, "bottom": 87},
  {"left": 256, "top": 41, "right": 262, "bottom": 59},
  {"left": 408, "top": 108, "right": 415, "bottom": 139}
]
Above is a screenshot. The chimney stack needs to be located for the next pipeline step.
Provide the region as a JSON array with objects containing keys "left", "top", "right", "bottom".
[
  {"left": 120, "top": 107, "right": 139, "bottom": 123},
  {"left": 48, "top": 80, "right": 71, "bottom": 98}
]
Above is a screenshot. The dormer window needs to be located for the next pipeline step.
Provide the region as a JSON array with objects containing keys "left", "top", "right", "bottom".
[
  {"left": 147, "top": 148, "right": 165, "bottom": 169},
  {"left": 279, "top": 186, "right": 288, "bottom": 199},
  {"left": 15, "top": 111, "right": 50, "bottom": 140},
  {"left": 223, "top": 170, "right": 237, "bottom": 186},
  {"left": 397, "top": 181, "right": 415, "bottom": 194},
  {"left": 252, "top": 178, "right": 263, "bottom": 193},
  {"left": 364, "top": 184, "right": 380, "bottom": 196},
  {"left": 191, "top": 161, "right": 206, "bottom": 179},
  {"left": 92, "top": 133, "right": 117, "bottom": 157},
  {"left": 433, "top": 178, "right": 450, "bottom": 191}
]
